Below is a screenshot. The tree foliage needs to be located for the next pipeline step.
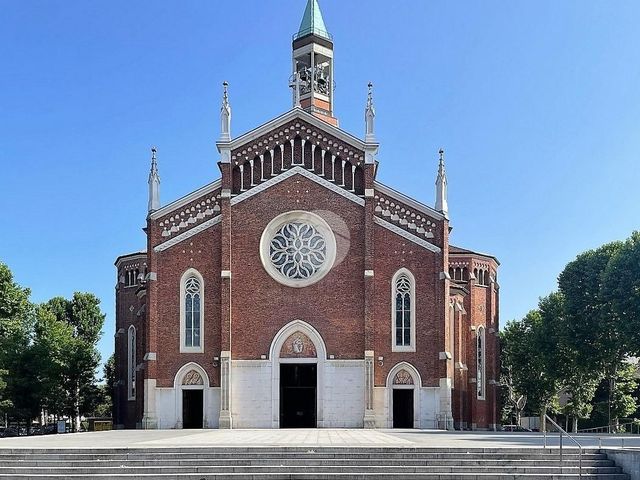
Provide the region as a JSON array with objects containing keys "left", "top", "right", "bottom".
[
  {"left": 501, "top": 304, "right": 561, "bottom": 420},
  {"left": 0, "top": 261, "right": 107, "bottom": 427},
  {"left": 602, "top": 232, "right": 640, "bottom": 355},
  {"left": 501, "top": 231, "right": 640, "bottom": 431}
]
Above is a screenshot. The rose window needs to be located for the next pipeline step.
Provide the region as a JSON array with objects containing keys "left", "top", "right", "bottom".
[
  {"left": 260, "top": 211, "right": 337, "bottom": 287},
  {"left": 270, "top": 223, "right": 326, "bottom": 279}
]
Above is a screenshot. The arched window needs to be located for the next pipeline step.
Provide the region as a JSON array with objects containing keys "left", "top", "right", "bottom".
[
  {"left": 448, "top": 267, "right": 454, "bottom": 278},
  {"left": 392, "top": 269, "right": 416, "bottom": 352},
  {"left": 180, "top": 269, "right": 204, "bottom": 353},
  {"left": 462, "top": 267, "right": 469, "bottom": 281},
  {"left": 184, "top": 277, "right": 201, "bottom": 347},
  {"left": 127, "top": 325, "right": 136, "bottom": 400},
  {"left": 477, "top": 326, "right": 486, "bottom": 400}
]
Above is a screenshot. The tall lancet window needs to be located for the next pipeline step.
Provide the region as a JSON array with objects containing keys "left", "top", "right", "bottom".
[
  {"left": 185, "top": 277, "right": 201, "bottom": 347},
  {"left": 127, "top": 325, "right": 136, "bottom": 400},
  {"left": 392, "top": 269, "right": 416, "bottom": 352},
  {"left": 180, "top": 269, "right": 205, "bottom": 353},
  {"left": 477, "top": 326, "right": 486, "bottom": 400}
]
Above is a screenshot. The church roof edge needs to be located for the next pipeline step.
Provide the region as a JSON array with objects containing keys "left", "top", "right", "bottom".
[
  {"left": 449, "top": 245, "right": 500, "bottom": 265},
  {"left": 374, "top": 181, "right": 446, "bottom": 222},
  {"left": 149, "top": 178, "right": 222, "bottom": 220},
  {"left": 114, "top": 251, "right": 147, "bottom": 268},
  {"left": 218, "top": 108, "right": 366, "bottom": 153}
]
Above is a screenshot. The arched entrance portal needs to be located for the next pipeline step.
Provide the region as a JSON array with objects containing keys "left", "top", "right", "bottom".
[
  {"left": 386, "top": 362, "right": 421, "bottom": 428},
  {"left": 270, "top": 320, "right": 326, "bottom": 428},
  {"left": 174, "top": 362, "right": 209, "bottom": 429}
]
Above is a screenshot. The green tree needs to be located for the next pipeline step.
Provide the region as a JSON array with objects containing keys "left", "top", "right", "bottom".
[
  {"left": 43, "top": 293, "right": 105, "bottom": 430},
  {"left": 557, "top": 241, "right": 629, "bottom": 429},
  {"left": 0, "top": 370, "right": 12, "bottom": 416},
  {"left": 103, "top": 354, "right": 115, "bottom": 416},
  {"left": 32, "top": 305, "right": 74, "bottom": 417},
  {"left": 558, "top": 242, "right": 625, "bottom": 373},
  {"left": 0, "top": 262, "right": 35, "bottom": 424},
  {"left": 602, "top": 232, "right": 640, "bottom": 356},
  {"left": 562, "top": 373, "right": 600, "bottom": 432},
  {"left": 610, "top": 363, "right": 638, "bottom": 426},
  {"left": 500, "top": 304, "right": 561, "bottom": 428},
  {"left": 591, "top": 363, "right": 639, "bottom": 431}
]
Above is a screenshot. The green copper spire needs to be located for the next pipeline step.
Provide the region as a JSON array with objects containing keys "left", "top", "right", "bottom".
[{"left": 296, "top": 0, "right": 331, "bottom": 40}]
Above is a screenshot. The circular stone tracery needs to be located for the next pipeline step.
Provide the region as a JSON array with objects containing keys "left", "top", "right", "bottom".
[
  {"left": 270, "top": 222, "right": 327, "bottom": 279},
  {"left": 260, "top": 211, "right": 337, "bottom": 288}
]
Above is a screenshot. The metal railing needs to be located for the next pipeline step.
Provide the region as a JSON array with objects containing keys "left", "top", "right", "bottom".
[
  {"left": 578, "top": 419, "right": 640, "bottom": 434},
  {"left": 543, "top": 414, "right": 583, "bottom": 478}
]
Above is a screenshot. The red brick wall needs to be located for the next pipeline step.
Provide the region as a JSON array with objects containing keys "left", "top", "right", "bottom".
[
  {"left": 229, "top": 175, "right": 365, "bottom": 359},
  {"left": 372, "top": 225, "right": 444, "bottom": 388},
  {"left": 449, "top": 254, "right": 500, "bottom": 429},
  {"left": 114, "top": 256, "right": 146, "bottom": 428},
  {"left": 116, "top": 120, "right": 499, "bottom": 429},
  {"left": 152, "top": 225, "right": 222, "bottom": 388}
]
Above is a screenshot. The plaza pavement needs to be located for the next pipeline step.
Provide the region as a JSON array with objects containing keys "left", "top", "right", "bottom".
[{"left": 1, "top": 429, "right": 639, "bottom": 450}]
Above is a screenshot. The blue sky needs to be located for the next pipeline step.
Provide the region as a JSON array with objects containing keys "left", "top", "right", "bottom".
[{"left": 1, "top": 1, "right": 639, "bottom": 372}]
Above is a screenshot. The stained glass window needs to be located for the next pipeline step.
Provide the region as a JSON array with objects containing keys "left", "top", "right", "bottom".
[
  {"left": 184, "top": 276, "right": 201, "bottom": 348},
  {"left": 395, "top": 274, "right": 412, "bottom": 347}
]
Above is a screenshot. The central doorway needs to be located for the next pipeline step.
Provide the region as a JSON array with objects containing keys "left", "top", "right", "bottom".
[
  {"left": 393, "top": 389, "right": 414, "bottom": 428},
  {"left": 182, "top": 390, "right": 203, "bottom": 429},
  {"left": 280, "top": 364, "right": 317, "bottom": 428}
]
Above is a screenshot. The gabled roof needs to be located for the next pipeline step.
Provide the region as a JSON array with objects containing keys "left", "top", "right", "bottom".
[
  {"left": 296, "top": 0, "right": 331, "bottom": 40},
  {"left": 218, "top": 107, "right": 366, "bottom": 153}
]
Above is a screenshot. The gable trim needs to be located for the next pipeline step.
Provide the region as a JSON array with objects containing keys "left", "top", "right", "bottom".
[
  {"left": 374, "top": 181, "right": 445, "bottom": 221},
  {"left": 374, "top": 217, "right": 441, "bottom": 253},
  {"left": 154, "top": 216, "right": 222, "bottom": 253},
  {"left": 150, "top": 179, "right": 222, "bottom": 220},
  {"left": 219, "top": 107, "right": 365, "bottom": 152},
  {"left": 230, "top": 166, "right": 365, "bottom": 207}
]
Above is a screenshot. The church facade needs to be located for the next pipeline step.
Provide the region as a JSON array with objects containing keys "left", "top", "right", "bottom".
[{"left": 114, "top": 0, "right": 500, "bottom": 431}]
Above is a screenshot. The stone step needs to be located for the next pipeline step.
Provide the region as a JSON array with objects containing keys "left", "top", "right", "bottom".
[
  {"left": 0, "top": 465, "right": 625, "bottom": 475},
  {"left": 0, "top": 459, "right": 617, "bottom": 467},
  {"left": 0, "top": 473, "right": 630, "bottom": 480},
  {"left": 0, "top": 452, "right": 609, "bottom": 460},
  {"left": 0, "top": 447, "right": 600, "bottom": 454},
  {"left": 0, "top": 447, "right": 628, "bottom": 480}
]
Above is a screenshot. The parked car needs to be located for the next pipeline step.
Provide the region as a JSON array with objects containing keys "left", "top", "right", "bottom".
[
  {"left": 0, "top": 427, "right": 20, "bottom": 438},
  {"left": 502, "top": 425, "right": 532, "bottom": 432},
  {"left": 27, "top": 425, "right": 44, "bottom": 436},
  {"left": 43, "top": 424, "right": 57, "bottom": 435}
]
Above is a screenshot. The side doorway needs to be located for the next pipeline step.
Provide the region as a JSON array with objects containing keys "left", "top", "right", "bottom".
[
  {"left": 280, "top": 363, "right": 317, "bottom": 428},
  {"left": 182, "top": 389, "right": 204, "bottom": 429},
  {"left": 392, "top": 389, "right": 413, "bottom": 428}
]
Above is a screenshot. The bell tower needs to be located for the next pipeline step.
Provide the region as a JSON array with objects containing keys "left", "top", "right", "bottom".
[{"left": 291, "top": 0, "right": 337, "bottom": 126}]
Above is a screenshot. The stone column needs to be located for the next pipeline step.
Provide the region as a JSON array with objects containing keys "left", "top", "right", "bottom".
[
  {"left": 438, "top": 377, "right": 454, "bottom": 430},
  {"left": 218, "top": 351, "right": 232, "bottom": 428},
  {"left": 363, "top": 350, "right": 376, "bottom": 428},
  {"left": 142, "top": 214, "right": 159, "bottom": 429},
  {"left": 363, "top": 143, "right": 377, "bottom": 428}
]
